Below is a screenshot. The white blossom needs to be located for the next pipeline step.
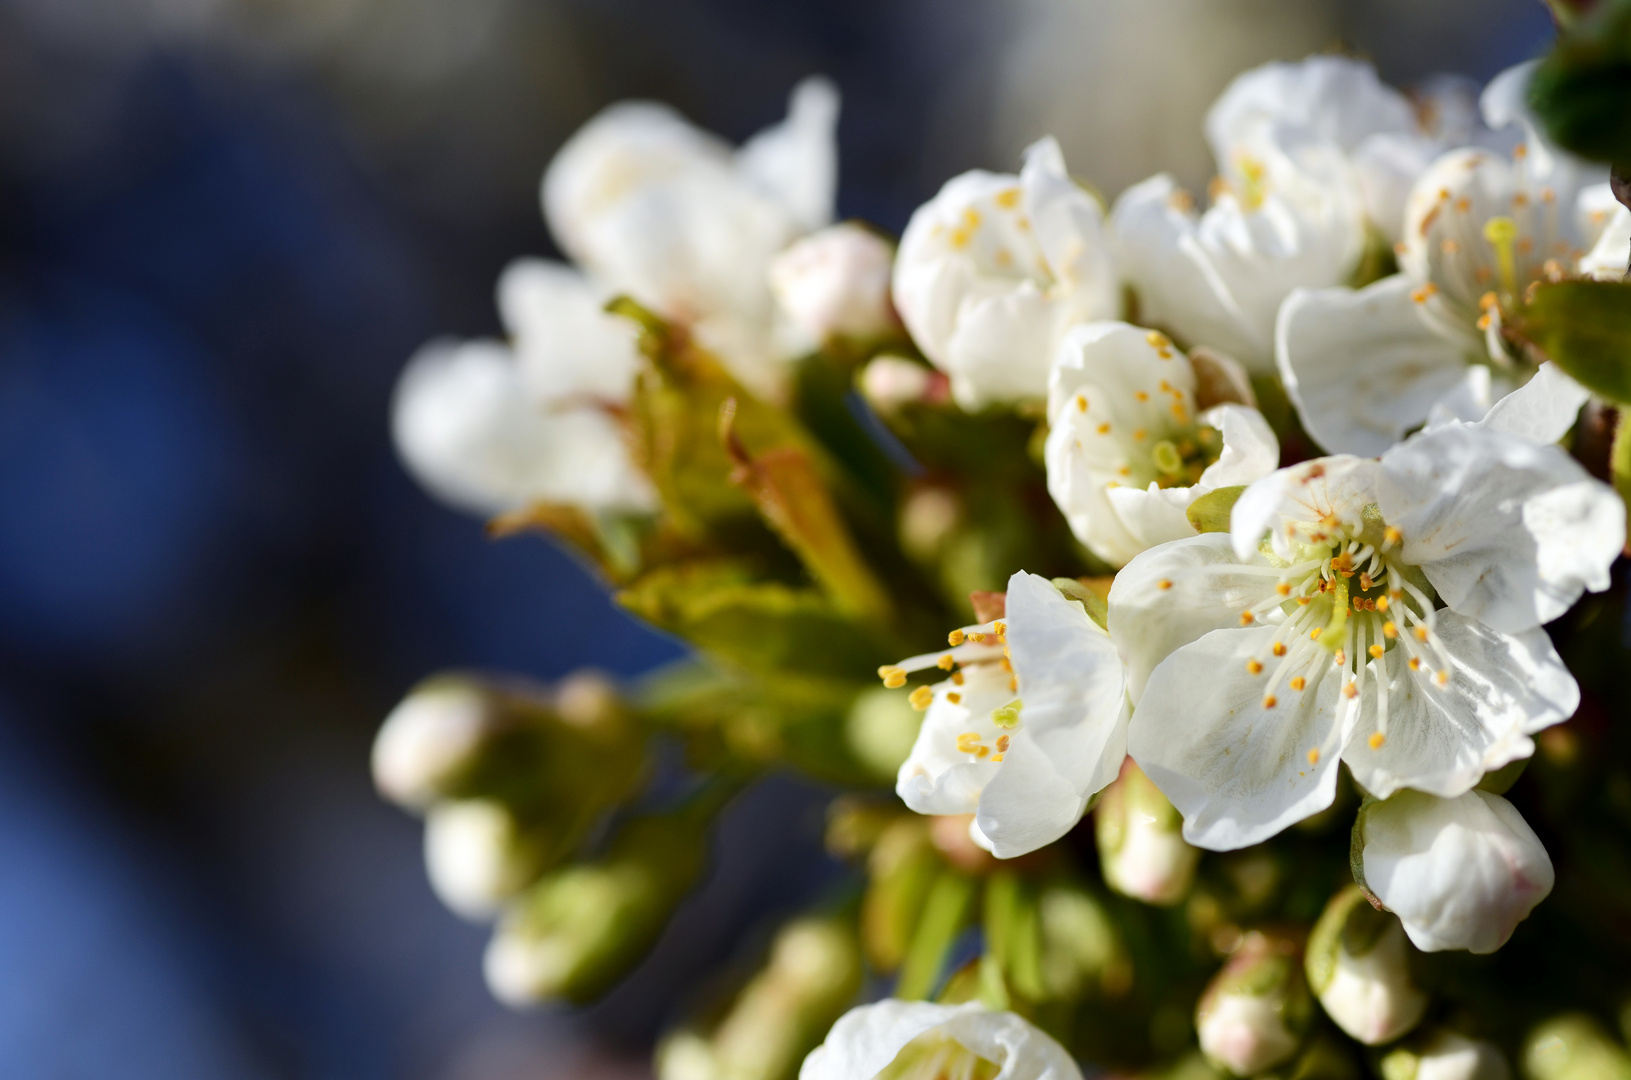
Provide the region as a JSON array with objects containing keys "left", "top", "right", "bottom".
[
  {"left": 893, "top": 572, "right": 1127, "bottom": 858},
  {"left": 544, "top": 77, "right": 838, "bottom": 399},
  {"left": 770, "top": 222, "right": 898, "bottom": 345},
  {"left": 1277, "top": 62, "right": 1621, "bottom": 456},
  {"left": 1044, "top": 321, "right": 1278, "bottom": 567},
  {"left": 893, "top": 137, "right": 1120, "bottom": 409},
  {"left": 1110, "top": 420, "right": 1620, "bottom": 850},
  {"left": 1306, "top": 889, "right": 1427, "bottom": 1045},
  {"left": 1359, "top": 788, "right": 1555, "bottom": 954},
  {"left": 800, "top": 1000, "right": 1082, "bottom": 1080}
]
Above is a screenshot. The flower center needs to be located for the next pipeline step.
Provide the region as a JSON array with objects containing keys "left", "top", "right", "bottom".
[
  {"left": 877, "top": 1033, "right": 1002, "bottom": 1080},
  {"left": 1227, "top": 507, "right": 1454, "bottom": 762}
]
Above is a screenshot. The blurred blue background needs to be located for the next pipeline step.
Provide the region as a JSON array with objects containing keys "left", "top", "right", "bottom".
[{"left": 0, "top": 0, "right": 1555, "bottom": 1076}]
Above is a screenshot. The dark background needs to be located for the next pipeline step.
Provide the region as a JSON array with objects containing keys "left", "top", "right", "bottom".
[{"left": 0, "top": 1, "right": 1555, "bottom": 1076}]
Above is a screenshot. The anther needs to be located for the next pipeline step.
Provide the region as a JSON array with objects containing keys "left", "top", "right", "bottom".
[
  {"left": 948, "top": 630, "right": 965, "bottom": 646},
  {"left": 1369, "top": 644, "right": 1385, "bottom": 659},
  {"left": 1272, "top": 642, "right": 1287, "bottom": 657},
  {"left": 1309, "top": 627, "right": 1322, "bottom": 640},
  {"left": 1146, "top": 331, "right": 1172, "bottom": 350},
  {"left": 879, "top": 665, "right": 907, "bottom": 688},
  {"left": 1383, "top": 526, "right": 1401, "bottom": 549},
  {"left": 1076, "top": 394, "right": 1088, "bottom": 412},
  {"left": 1382, "top": 622, "right": 1397, "bottom": 639},
  {"left": 996, "top": 735, "right": 1010, "bottom": 753},
  {"left": 1240, "top": 611, "right": 1255, "bottom": 625},
  {"left": 1246, "top": 658, "right": 1263, "bottom": 675},
  {"left": 909, "top": 686, "right": 934, "bottom": 710},
  {"left": 1307, "top": 748, "right": 1320, "bottom": 765},
  {"left": 995, "top": 621, "right": 1007, "bottom": 642},
  {"left": 1345, "top": 682, "right": 1359, "bottom": 699},
  {"left": 1157, "top": 579, "right": 1173, "bottom": 591},
  {"left": 1369, "top": 732, "right": 1386, "bottom": 750},
  {"left": 951, "top": 671, "right": 965, "bottom": 685},
  {"left": 938, "top": 654, "right": 956, "bottom": 670},
  {"left": 946, "top": 692, "right": 962, "bottom": 705},
  {"left": 1413, "top": 626, "right": 1429, "bottom": 642},
  {"left": 1435, "top": 670, "right": 1449, "bottom": 686},
  {"left": 1276, "top": 582, "right": 1291, "bottom": 597},
  {"left": 1290, "top": 676, "right": 1306, "bottom": 691},
  {"left": 1097, "top": 422, "right": 1111, "bottom": 435},
  {"left": 1262, "top": 695, "right": 1277, "bottom": 709}
]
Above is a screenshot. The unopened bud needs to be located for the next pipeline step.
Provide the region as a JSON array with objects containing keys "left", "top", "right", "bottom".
[
  {"left": 424, "top": 799, "right": 552, "bottom": 920},
  {"left": 483, "top": 813, "right": 706, "bottom": 1006},
  {"left": 657, "top": 918, "right": 862, "bottom": 1080},
  {"left": 1357, "top": 789, "right": 1553, "bottom": 954},
  {"left": 861, "top": 355, "right": 939, "bottom": 414},
  {"left": 769, "top": 222, "right": 897, "bottom": 344},
  {"left": 1523, "top": 1015, "right": 1631, "bottom": 1080},
  {"left": 372, "top": 676, "right": 499, "bottom": 809},
  {"left": 1382, "top": 1030, "right": 1510, "bottom": 1080},
  {"left": 1306, "top": 886, "right": 1426, "bottom": 1045},
  {"left": 897, "top": 485, "right": 961, "bottom": 561},
  {"left": 1196, "top": 931, "right": 1311, "bottom": 1076},
  {"left": 1096, "top": 759, "right": 1200, "bottom": 906}
]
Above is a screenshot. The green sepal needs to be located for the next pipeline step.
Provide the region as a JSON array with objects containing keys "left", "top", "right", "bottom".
[
  {"left": 1504, "top": 281, "right": 1631, "bottom": 404},
  {"left": 1187, "top": 485, "right": 1248, "bottom": 534},
  {"left": 1529, "top": 0, "right": 1631, "bottom": 164}
]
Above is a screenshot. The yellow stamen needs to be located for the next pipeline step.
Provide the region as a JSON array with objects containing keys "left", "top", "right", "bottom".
[
  {"left": 1157, "top": 579, "right": 1173, "bottom": 591},
  {"left": 1276, "top": 582, "right": 1291, "bottom": 597},
  {"left": 937, "top": 654, "right": 956, "bottom": 670},
  {"left": 1272, "top": 642, "right": 1287, "bottom": 657},
  {"left": 1369, "top": 732, "right": 1386, "bottom": 750},
  {"left": 879, "top": 666, "right": 907, "bottom": 689},
  {"left": 1290, "top": 676, "right": 1306, "bottom": 691},
  {"left": 909, "top": 686, "right": 934, "bottom": 710},
  {"left": 1307, "top": 748, "right": 1321, "bottom": 765},
  {"left": 948, "top": 629, "right": 965, "bottom": 647},
  {"left": 1246, "top": 658, "right": 1263, "bottom": 675},
  {"left": 1369, "top": 644, "right": 1385, "bottom": 659},
  {"left": 1262, "top": 695, "right": 1277, "bottom": 709},
  {"left": 1240, "top": 611, "right": 1255, "bottom": 626}
]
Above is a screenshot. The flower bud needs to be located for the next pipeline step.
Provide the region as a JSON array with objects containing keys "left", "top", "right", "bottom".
[
  {"left": 1197, "top": 931, "right": 1311, "bottom": 1076},
  {"left": 860, "top": 355, "right": 941, "bottom": 415},
  {"left": 424, "top": 799, "right": 553, "bottom": 920},
  {"left": 1096, "top": 759, "right": 1200, "bottom": 906},
  {"left": 1381, "top": 1031, "right": 1510, "bottom": 1080},
  {"left": 657, "top": 917, "right": 862, "bottom": 1080},
  {"left": 483, "top": 812, "right": 706, "bottom": 1006},
  {"left": 769, "top": 222, "right": 897, "bottom": 344},
  {"left": 372, "top": 676, "right": 500, "bottom": 809},
  {"left": 1305, "top": 886, "right": 1427, "bottom": 1045},
  {"left": 1523, "top": 1015, "right": 1631, "bottom": 1080},
  {"left": 1356, "top": 789, "right": 1554, "bottom": 954}
]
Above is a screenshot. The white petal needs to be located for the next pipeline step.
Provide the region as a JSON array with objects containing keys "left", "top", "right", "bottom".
[
  {"left": 1470, "top": 362, "right": 1589, "bottom": 444},
  {"left": 1361, "top": 789, "right": 1553, "bottom": 954},
  {"left": 1276, "top": 276, "right": 1475, "bottom": 456},
  {"left": 1230, "top": 455, "right": 1382, "bottom": 563},
  {"left": 1341, "top": 611, "right": 1577, "bottom": 800},
  {"left": 1005, "top": 572, "right": 1129, "bottom": 799},
  {"left": 497, "top": 259, "right": 642, "bottom": 406},
  {"left": 1354, "top": 133, "right": 1442, "bottom": 243},
  {"left": 1021, "top": 136, "right": 1119, "bottom": 321},
  {"left": 391, "top": 339, "right": 653, "bottom": 516},
  {"left": 800, "top": 1001, "right": 1084, "bottom": 1080},
  {"left": 1205, "top": 55, "right": 1416, "bottom": 162},
  {"left": 1378, "top": 424, "right": 1625, "bottom": 632},
  {"left": 944, "top": 282, "right": 1064, "bottom": 409},
  {"left": 1198, "top": 404, "right": 1281, "bottom": 488},
  {"left": 735, "top": 76, "right": 840, "bottom": 233},
  {"left": 1579, "top": 203, "right": 1631, "bottom": 280},
  {"left": 1424, "top": 366, "right": 1498, "bottom": 430},
  {"left": 1129, "top": 624, "right": 1344, "bottom": 850},
  {"left": 1108, "top": 533, "right": 1281, "bottom": 704},
  {"left": 895, "top": 665, "right": 1011, "bottom": 816},
  {"left": 974, "top": 729, "right": 1092, "bottom": 860}
]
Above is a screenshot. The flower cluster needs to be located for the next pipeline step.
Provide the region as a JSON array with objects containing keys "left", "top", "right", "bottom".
[{"left": 380, "top": 40, "right": 1631, "bottom": 1080}]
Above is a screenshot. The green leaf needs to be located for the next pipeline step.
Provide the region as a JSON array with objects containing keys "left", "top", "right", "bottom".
[
  {"left": 616, "top": 561, "right": 896, "bottom": 678},
  {"left": 1186, "top": 485, "right": 1247, "bottom": 533},
  {"left": 1504, "top": 281, "right": 1631, "bottom": 404},
  {"left": 896, "top": 869, "right": 975, "bottom": 1000},
  {"left": 1530, "top": 0, "right": 1631, "bottom": 164}
]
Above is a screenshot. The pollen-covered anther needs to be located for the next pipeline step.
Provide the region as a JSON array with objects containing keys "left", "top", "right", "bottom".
[
  {"left": 1358, "top": 572, "right": 1373, "bottom": 591},
  {"left": 1408, "top": 657, "right": 1421, "bottom": 671},
  {"left": 1276, "top": 582, "right": 1291, "bottom": 597},
  {"left": 1272, "top": 642, "right": 1287, "bottom": 657},
  {"left": 1146, "top": 331, "right": 1172, "bottom": 350},
  {"left": 1376, "top": 595, "right": 1390, "bottom": 612},
  {"left": 1097, "top": 422, "right": 1111, "bottom": 435},
  {"left": 1134, "top": 391, "right": 1149, "bottom": 402},
  {"left": 1157, "top": 579, "right": 1173, "bottom": 591},
  {"left": 946, "top": 692, "right": 962, "bottom": 704},
  {"left": 1382, "top": 526, "right": 1401, "bottom": 550},
  {"left": 1410, "top": 283, "right": 1439, "bottom": 304},
  {"left": 1382, "top": 622, "right": 1397, "bottom": 639},
  {"left": 937, "top": 654, "right": 956, "bottom": 670},
  {"left": 1076, "top": 394, "right": 1088, "bottom": 412},
  {"left": 1413, "top": 626, "right": 1430, "bottom": 642},
  {"left": 879, "top": 665, "right": 907, "bottom": 689},
  {"left": 1262, "top": 695, "right": 1278, "bottom": 709},
  {"left": 1309, "top": 627, "right": 1322, "bottom": 640},
  {"left": 947, "top": 629, "right": 965, "bottom": 647},
  {"left": 1345, "top": 682, "right": 1359, "bottom": 699},
  {"left": 1479, "top": 291, "right": 1498, "bottom": 311},
  {"left": 995, "top": 735, "right": 1010, "bottom": 753},
  {"left": 1435, "top": 670, "right": 1450, "bottom": 686},
  {"left": 1307, "top": 748, "right": 1320, "bottom": 765},
  {"left": 994, "top": 621, "right": 1007, "bottom": 642},
  {"left": 951, "top": 670, "right": 965, "bottom": 685},
  {"left": 1239, "top": 611, "right": 1256, "bottom": 626},
  {"left": 909, "top": 686, "right": 935, "bottom": 710},
  {"left": 1246, "top": 658, "right": 1263, "bottom": 675},
  {"left": 1333, "top": 650, "right": 1346, "bottom": 667},
  {"left": 1290, "top": 676, "right": 1306, "bottom": 691},
  {"left": 1133, "top": 428, "right": 1147, "bottom": 441},
  {"left": 1369, "top": 732, "right": 1386, "bottom": 750},
  {"left": 1369, "top": 644, "right": 1385, "bottom": 659}
]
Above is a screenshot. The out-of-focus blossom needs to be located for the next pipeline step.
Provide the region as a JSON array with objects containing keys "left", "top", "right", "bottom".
[
  {"left": 1196, "top": 931, "right": 1311, "bottom": 1076},
  {"left": 800, "top": 1000, "right": 1083, "bottom": 1080},
  {"left": 770, "top": 222, "right": 899, "bottom": 346},
  {"left": 893, "top": 137, "right": 1120, "bottom": 409}
]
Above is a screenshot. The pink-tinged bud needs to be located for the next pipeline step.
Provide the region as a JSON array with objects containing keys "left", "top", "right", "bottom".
[
  {"left": 1306, "top": 886, "right": 1428, "bottom": 1045},
  {"left": 861, "top": 355, "right": 942, "bottom": 414},
  {"left": 1357, "top": 789, "right": 1553, "bottom": 954},
  {"left": 770, "top": 222, "right": 898, "bottom": 344},
  {"left": 1096, "top": 759, "right": 1199, "bottom": 906},
  {"left": 1197, "top": 931, "right": 1311, "bottom": 1076}
]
